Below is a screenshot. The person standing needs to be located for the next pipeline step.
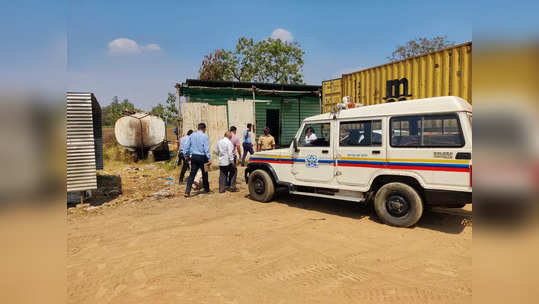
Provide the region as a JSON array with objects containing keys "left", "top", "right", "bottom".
[
  {"left": 178, "top": 129, "right": 193, "bottom": 184},
  {"left": 184, "top": 123, "right": 211, "bottom": 197},
  {"left": 241, "top": 123, "right": 255, "bottom": 166},
  {"left": 257, "top": 127, "right": 276, "bottom": 151},
  {"left": 227, "top": 126, "right": 241, "bottom": 191},
  {"left": 217, "top": 131, "right": 234, "bottom": 193}
]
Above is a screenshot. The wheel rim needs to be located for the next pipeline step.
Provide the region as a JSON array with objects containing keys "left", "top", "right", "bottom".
[
  {"left": 385, "top": 195, "right": 410, "bottom": 217},
  {"left": 253, "top": 176, "right": 265, "bottom": 195}
]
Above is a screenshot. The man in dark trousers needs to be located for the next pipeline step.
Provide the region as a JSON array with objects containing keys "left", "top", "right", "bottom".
[
  {"left": 178, "top": 129, "right": 193, "bottom": 184},
  {"left": 241, "top": 123, "right": 254, "bottom": 166},
  {"left": 227, "top": 126, "right": 241, "bottom": 191},
  {"left": 183, "top": 123, "right": 211, "bottom": 197}
]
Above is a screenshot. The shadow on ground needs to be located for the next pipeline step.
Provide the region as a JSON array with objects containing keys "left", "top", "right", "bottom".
[
  {"left": 267, "top": 189, "right": 471, "bottom": 234},
  {"left": 85, "top": 174, "right": 123, "bottom": 207}
]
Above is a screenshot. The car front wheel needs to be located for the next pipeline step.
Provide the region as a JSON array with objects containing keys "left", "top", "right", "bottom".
[{"left": 248, "top": 169, "right": 275, "bottom": 202}]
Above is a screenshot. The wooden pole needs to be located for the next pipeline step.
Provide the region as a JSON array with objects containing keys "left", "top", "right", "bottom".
[
  {"left": 251, "top": 85, "right": 257, "bottom": 141},
  {"left": 175, "top": 85, "right": 183, "bottom": 165},
  {"left": 176, "top": 85, "right": 183, "bottom": 139}
]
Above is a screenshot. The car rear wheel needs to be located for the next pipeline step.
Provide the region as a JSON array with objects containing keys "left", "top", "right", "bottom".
[
  {"left": 248, "top": 169, "right": 275, "bottom": 202},
  {"left": 374, "top": 182, "right": 423, "bottom": 227}
]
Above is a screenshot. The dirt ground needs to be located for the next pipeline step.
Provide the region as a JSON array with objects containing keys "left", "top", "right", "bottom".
[{"left": 67, "top": 162, "right": 472, "bottom": 304}]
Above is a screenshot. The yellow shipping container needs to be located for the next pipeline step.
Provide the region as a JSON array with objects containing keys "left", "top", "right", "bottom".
[
  {"left": 322, "top": 42, "right": 472, "bottom": 112},
  {"left": 321, "top": 78, "right": 342, "bottom": 113}
]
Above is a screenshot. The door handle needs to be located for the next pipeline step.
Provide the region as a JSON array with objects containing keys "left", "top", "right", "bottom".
[
  {"left": 372, "top": 150, "right": 381, "bottom": 154},
  {"left": 456, "top": 152, "right": 471, "bottom": 159},
  {"left": 322, "top": 150, "right": 329, "bottom": 154}
]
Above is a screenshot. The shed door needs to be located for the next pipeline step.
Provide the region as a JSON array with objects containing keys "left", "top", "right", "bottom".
[{"left": 227, "top": 100, "right": 255, "bottom": 134}]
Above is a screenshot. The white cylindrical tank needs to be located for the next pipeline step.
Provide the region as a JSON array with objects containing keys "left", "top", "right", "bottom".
[{"left": 114, "top": 113, "right": 166, "bottom": 149}]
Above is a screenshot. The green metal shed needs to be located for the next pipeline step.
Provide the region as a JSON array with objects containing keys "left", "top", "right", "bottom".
[{"left": 176, "top": 79, "right": 322, "bottom": 147}]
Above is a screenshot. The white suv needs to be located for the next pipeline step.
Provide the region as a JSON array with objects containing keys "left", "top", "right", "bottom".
[{"left": 245, "top": 96, "right": 472, "bottom": 227}]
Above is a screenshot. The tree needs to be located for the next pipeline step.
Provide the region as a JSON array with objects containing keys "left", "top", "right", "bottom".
[
  {"left": 198, "top": 49, "right": 228, "bottom": 81},
  {"left": 151, "top": 93, "right": 178, "bottom": 125},
  {"left": 163, "top": 92, "right": 178, "bottom": 125},
  {"left": 102, "top": 96, "right": 138, "bottom": 126},
  {"left": 222, "top": 37, "right": 259, "bottom": 82},
  {"left": 256, "top": 38, "right": 304, "bottom": 84},
  {"left": 150, "top": 103, "right": 165, "bottom": 119},
  {"left": 198, "top": 37, "right": 305, "bottom": 84},
  {"left": 387, "top": 36, "right": 455, "bottom": 62}
]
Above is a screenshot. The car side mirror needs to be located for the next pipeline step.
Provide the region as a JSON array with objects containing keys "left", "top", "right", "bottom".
[{"left": 293, "top": 138, "right": 299, "bottom": 153}]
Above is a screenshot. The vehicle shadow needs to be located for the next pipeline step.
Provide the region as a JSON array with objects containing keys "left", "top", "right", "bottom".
[
  {"left": 269, "top": 189, "right": 471, "bottom": 234},
  {"left": 270, "top": 189, "right": 369, "bottom": 220}
]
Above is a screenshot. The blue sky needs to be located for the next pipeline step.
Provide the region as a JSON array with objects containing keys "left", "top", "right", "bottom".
[{"left": 63, "top": 0, "right": 474, "bottom": 110}]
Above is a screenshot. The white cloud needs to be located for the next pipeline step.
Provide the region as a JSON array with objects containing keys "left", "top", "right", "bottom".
[
  {"left": 107, "top": 38, "right": 161, "bottom": 54},
  {"left": 270, "top": 28, "right": 294, "bottom": 42},
  {"left": 142, "top": 43, "right": 161, "bottom": 52},
  {"left": 108, "top": 38, "right": 141, "bottom": 54}
]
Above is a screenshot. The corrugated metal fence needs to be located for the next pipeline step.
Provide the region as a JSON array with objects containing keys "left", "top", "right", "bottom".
[{"left": 66, "top": 92, "right": 103, "bottom": 192}]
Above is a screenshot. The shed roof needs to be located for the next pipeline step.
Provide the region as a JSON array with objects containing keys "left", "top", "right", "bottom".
[{"left": 177, "top": 79, "right": 321, "bottom": 98}]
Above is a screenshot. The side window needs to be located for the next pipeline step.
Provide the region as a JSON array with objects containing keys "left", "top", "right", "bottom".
[
  {"left": 339, "top": 120, "right": 382, "bottom": 147},
  {"left": 299, "top": 122, "right": 331, "bottom": 147},
  {"left": 391, "top": 116, "right": 421, "bottom": 146},
  {"left": 391, "top": 114, "right": 464, "bottom": 147}
]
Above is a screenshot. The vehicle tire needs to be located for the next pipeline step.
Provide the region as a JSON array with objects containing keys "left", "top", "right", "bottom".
[
  {"left": 374, "top": 182, "right": 423, "bottom": 227},
  {"left": 248, "top": 169, "right": 275, "bottom": 202}
]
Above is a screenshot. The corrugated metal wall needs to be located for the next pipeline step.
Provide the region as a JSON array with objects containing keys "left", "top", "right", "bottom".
[
  {"left": 322, "top": 42, "right": 472, "bottom": 112},
  {"left": 67, "top": 92, "right": 103, "bottom": 192}
]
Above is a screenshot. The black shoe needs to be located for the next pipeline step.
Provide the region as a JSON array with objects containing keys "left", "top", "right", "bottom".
[
  {"left": 184, "top": 193, "right": 190, "bottom": 197},
  {"left": 228, "top": 188, "right": 239, "bottom": 192}
]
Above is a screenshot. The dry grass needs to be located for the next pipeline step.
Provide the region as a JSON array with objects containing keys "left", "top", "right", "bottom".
[{"left": 103, "top": 142, "right": 132, "bottom": 162}]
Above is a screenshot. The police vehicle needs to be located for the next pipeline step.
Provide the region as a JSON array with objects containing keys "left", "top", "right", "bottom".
[{"left": 245, "top": 96, "right": 472, "bottom": 227}]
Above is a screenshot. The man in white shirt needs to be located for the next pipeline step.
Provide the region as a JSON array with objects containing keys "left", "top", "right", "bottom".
[
  {"left": 178, "top": 129, "right": 193, "bottom": 183},
  {"left": 216, "top": 131, "right": 234, "bottom": 193},
  {"left": 304, "top": 127, "right": 318, "bottom": 145}
]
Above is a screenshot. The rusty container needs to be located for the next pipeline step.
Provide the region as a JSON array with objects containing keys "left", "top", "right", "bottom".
[
  {"left": 321, "top": 78, "right": 343, "bottom": 113},
  {"left": 114, "top": 113, "right": 166, "bottom": 150},
  {"left": 322, "top": 42, "right": 472, "bottom": 112}
]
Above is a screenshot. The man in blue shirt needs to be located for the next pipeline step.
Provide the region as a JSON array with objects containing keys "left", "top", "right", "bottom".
[
  {"left": 183, "top": 123, "right": 211, "bottom": 197},
  {"left": 241, "top": 123, "right": 255, "bottom": 166},
  {"left": 178, "top": 129, "right": 193, "bottom": 183}
]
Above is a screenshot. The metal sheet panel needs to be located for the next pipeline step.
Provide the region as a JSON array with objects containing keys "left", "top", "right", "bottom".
[
  {"left": 227, "top": 100, "right": 255, "bottom": 133},
  {"left": 322, "top": 42, "right": 472, "bottom": 112},
  {"left": 181, "top": 103, "right": 228, "bottom": 160},
  {"left": 66, "top": 92, "right": 102, "bottom": 192}
]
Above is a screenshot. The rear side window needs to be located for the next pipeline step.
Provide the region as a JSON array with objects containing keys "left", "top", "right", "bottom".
[
  {"left": 390, "top": 114, "right": 464, "bottom": 147},
  {"left": 339, "top": 120, "right": 382, "bottom": 146}
]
